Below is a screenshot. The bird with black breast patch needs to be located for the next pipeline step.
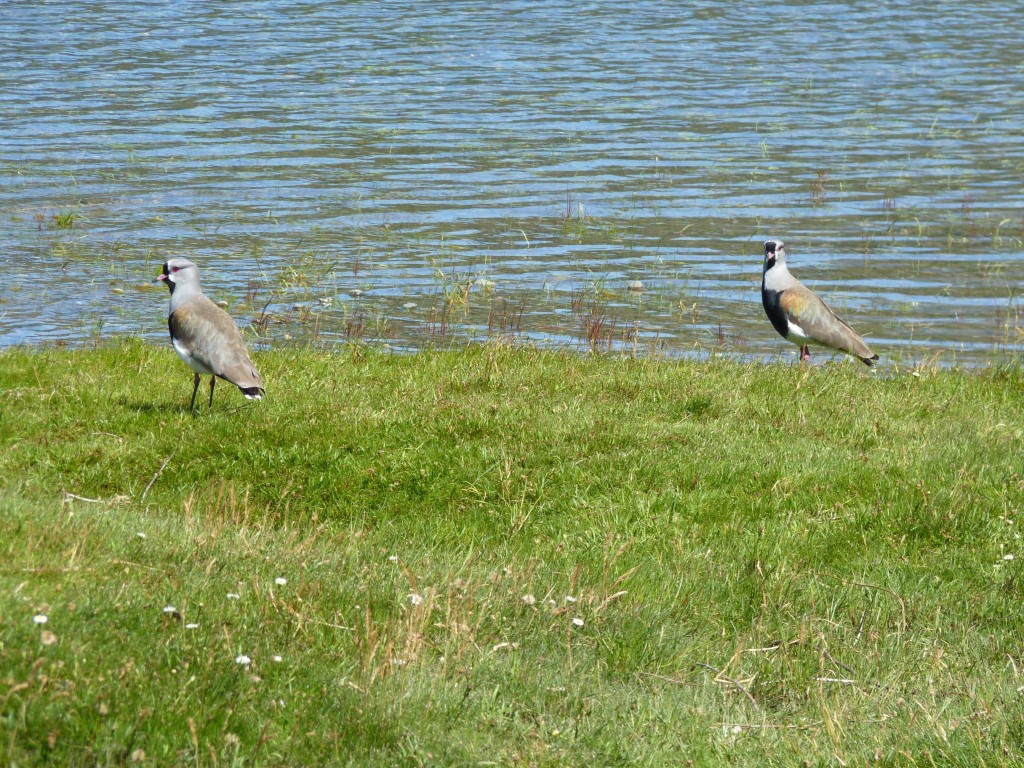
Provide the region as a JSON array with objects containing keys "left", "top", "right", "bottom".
[
  {"left": 155, "top": 258, "right": 265, "bottom": 408},
  {"left": 761, "top": 239, "right": 878, "bottom": 366}
]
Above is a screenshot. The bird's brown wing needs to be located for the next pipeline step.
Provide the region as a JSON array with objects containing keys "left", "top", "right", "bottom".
[
  {"left": 170, "top": 298, "right": 263, "bottom": 391},
  {"left": 780, "top": 283, "right": 876, "bottom": 360}
]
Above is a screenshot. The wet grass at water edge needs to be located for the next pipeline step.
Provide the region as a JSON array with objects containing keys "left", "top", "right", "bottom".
[{"left": 1, "top": 340, "right": 1024, "bottom": 765}]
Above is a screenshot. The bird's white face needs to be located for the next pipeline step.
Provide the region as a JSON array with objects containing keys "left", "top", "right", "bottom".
[
  {"left": 763, "top": 239, "right": 786, "bottom": 269},
  {"left": 156, "top": 258, "right": 199, "bottom": 292}
]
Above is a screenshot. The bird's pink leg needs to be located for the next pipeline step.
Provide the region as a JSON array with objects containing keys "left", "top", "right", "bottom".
[{"left": 801, "top": 345, "right": 811, "bottom": 361}]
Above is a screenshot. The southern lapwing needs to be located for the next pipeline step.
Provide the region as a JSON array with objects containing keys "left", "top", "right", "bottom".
[
  {"left": 155, "top": 258, "right": 265, "bottom": 408},
  {"left": 761, "top": 239, "right": 879, "bottom": 366}
]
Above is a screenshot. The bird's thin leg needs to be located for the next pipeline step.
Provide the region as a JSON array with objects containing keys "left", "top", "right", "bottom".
[
  {"left": 208, "top": 376, "right": 216, "bottom": 409},
  {"left": 190, "top": 372, "right": 201, "bottom": 409},
  {"left": 801, "top": 345, "right": 811, "bottom": 361}
]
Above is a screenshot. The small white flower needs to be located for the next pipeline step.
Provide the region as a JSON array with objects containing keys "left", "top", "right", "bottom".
[
  {"left": 272, "top": 655, "right": 282, "bottom": 663},
  {"left": 388, "top": 555, "right": 399, "bottom": 563},
  {"left": 227, "top": 593, "right": 240, "bottom": 600},
  {"left": 163, "top": 605, "right": 178, "bottom": 614},
  {"left": 185, "top": 623, "right": 199, "bottom": 630},
  {"left": 522, "top": 594, "right": 536, "bottom": 606},
  {"left": 274, "top": 577, "right": 287, "bottom": 585},
  {"left": 572, "top": 617, "right": 584, "bottom": 627},
  {"left": 235, "top": 655, "right": 251, "bottom": 666},
  {"left": 136, "top": 532, "right": 147, "bottom": 539},
  {"left": 409, "top": 593, "right": 424, "bottom": 606},
  {"left": 33, "top": 614, "right": 48, "bottom": 625},
  {"left": 732, "top": 725, "right": 742, "bottom": 734},
  {"left": 1004, "top": 554, "right": 1015, "bottom": 561},
  {"left": 394, "top": 658, "right": 408, "bottom": 666},
  {"left": 564, "top": 595, "right": 577, "bottom": 603}
]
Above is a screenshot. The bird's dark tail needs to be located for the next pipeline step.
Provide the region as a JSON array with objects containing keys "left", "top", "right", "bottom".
[
  {"left": 860, "top": 354, "right": 880, "bottom": 367},
  {"left": 240, "top": 386, "right": 265, "bottom": 400}
]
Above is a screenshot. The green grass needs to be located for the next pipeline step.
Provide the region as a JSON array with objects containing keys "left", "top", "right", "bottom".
[{"left": 2, "top": 339, "right": 1023, "bottom": 766}]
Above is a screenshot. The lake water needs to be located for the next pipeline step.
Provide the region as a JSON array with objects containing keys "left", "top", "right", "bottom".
[{"left": 2, "top": 1, "right": 1023, "bottom": 365}]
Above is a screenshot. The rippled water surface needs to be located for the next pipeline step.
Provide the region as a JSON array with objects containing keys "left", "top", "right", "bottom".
[{"left": 2, "top": 1, "right": 1023, "bottom": 364}]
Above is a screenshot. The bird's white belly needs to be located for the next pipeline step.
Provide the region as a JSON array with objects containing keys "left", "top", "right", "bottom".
[
  {"left": 786, "top": 321, "right": 809, "bottom": 342},
  {"left": 173, "top": 337, "right": 213, "bottom": 375},
  {"left": 786, "top": 322, "right": 825, "bottom": 346}
]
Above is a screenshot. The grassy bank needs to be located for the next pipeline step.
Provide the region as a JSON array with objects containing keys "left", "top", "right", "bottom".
[{"left": 1, "top": 339, "right": 1023, "bottom": 766}]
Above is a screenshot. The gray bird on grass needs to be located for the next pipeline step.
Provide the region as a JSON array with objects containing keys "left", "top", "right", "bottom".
[
  {"left": 155, "top": 258, "right": 265, "bottom": 408},
  {"left": 761, "top": 239, "right": 879, "bottom": 366}
]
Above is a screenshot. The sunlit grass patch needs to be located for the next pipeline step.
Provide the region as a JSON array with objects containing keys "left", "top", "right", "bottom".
[{"left": 1, "top": 340, "right": 1023, "bottom": 765}]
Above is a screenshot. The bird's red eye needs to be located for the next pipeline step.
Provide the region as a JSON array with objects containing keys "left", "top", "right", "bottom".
[{"left": 171, "top": 266, "right": 180, "bottom": 273}]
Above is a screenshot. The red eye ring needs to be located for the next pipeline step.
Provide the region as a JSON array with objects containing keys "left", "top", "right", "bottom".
[{"left": 171, "top": 266, "right": 180, "bottom": 273}]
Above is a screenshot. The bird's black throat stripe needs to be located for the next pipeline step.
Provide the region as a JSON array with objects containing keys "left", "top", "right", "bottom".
[
  {"left": 761, "top": 287, "right": 790, "bottom": 340},
  {"left": 167, "top": 312, "right": 186, "bottom": 346}
]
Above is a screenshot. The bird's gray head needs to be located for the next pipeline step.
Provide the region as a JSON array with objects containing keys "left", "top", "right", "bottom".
[
  {"left": 763, "top": 239, "right": 787, "bottom": 272},
  {"left": 155, "top": 258, "right": 200, "bottom": 294}
]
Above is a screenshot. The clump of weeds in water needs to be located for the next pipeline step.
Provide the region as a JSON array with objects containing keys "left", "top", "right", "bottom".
[
  {"left": 35, "top": 210, "right": 79, "bottom": 230},
  {"left": 557, "top": 193, "right": 632, "bottom": 246},
  {"left": 244, "top": 248, "right": 350, "bottom": 342},
  {"left": 51, "top": 210, "right": 77, "bottom": 229},
  {"left": 810, "top": 169, "right": 829, "bottom": 206},
  {"left": 992, "top": 216, "right": 1024, "bottom": 249},
  {"left": 439, "top": 272, "right": 472, "bottom": 312},
  {"left": 579, "top": 301, "right": 616, "bottom": 352},
  {"left": 560, "top": 192, "right": 593, "bottom": 240},
  {"left": 347, "top": 303, "right": 390, "bottom": 345},
  {"left": 417, "top": 264, "right": 480, "bottom": 345},
  {"left": 344, "top": 309, "right": 365, "bottom": 343},
  {"left": 487, "top": 298, "right": 526, "bottom": 341},
  {"left": 424, "top": 300, "right": 458, "bottom": 344},
  {"left": 423, "top": 276, "right": 458, "bottom": 344},
  {"left": 995, "top": 297, "right": 1024, "bottom": 346}
]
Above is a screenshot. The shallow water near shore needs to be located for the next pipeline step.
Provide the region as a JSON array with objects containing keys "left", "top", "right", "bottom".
[{"left": 2, "top": 1, "right": 1023, "bottom": 364}]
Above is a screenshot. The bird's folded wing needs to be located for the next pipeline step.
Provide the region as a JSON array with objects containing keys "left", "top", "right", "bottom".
[
  {"left": 781, "top": 287, "right": 873, "bottom": 357},
  {"left": 170, "top": 301, "right": 262, "bottom": 389}
]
